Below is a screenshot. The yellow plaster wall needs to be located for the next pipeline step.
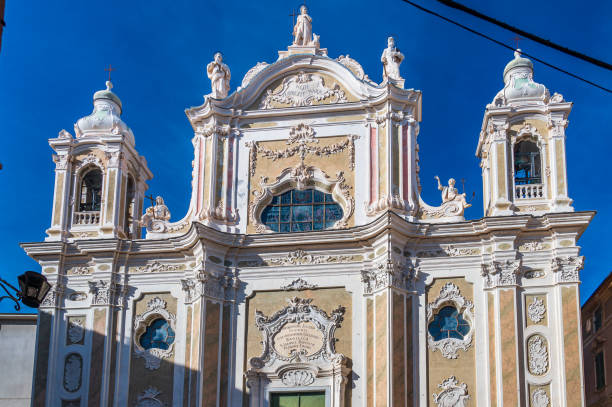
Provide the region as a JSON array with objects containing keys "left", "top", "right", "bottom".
[
  {"left": 375, "top": 292, "right": 388, "bottom": 407},
  {"left": 495, "top": 143, "right": 506, "bottom": 199},
  {"left": 366, "top": 298, "right": 374, "bottom": 407},
  {"left": 88, "top": 308, "right": 107, "bottom": 405},
  {"left": 247, "top": 135, "right": 355, "bottom": 233},
  {"left": 427, "top": 278, "right": 475, "bottom": 406},
  {"left": 128, "top": 293, "right": 177, "bottom": 406},
  {"left": 378, "top": 125, "right": 387, "bottom": 199},
  {"left": 203, "top": 301, "right": 221, "bottom": 407},
  {"left": 105, "top": 169, "right": 116, "bottom": 222},
  {"left": 392, "top": 292, "right": 406, "bottom": 406},
  {"left": 562, "top": 286, "right": 582, "bottom": 406},
  {"left": 52, "top": 173, "right": 64, "bottom": 226},
  {"left": 488, "top": 292, "right": 497, "bottom": 406},
  {"left": 499, "top": 289, "right": 518, "bottom": 406},
  {"left": 183, "top": 306, "right": 193, "bottom": 407}
]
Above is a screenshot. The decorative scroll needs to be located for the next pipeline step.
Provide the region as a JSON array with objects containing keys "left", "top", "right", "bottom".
[
  {"left": 260, "top": 71, "right": 347, "bottom": 109},
  {"left": 527, "top": 335, "right": 549, "bottom": 376},
  {"left": 241, "top": 62, "right": 269, "bottom": 88},
  {"left": 281, "top": 278, "right": 317, "bottom": 291},
  {"left": 135, "top": 386, "right": 164, "bottom": 407},
  {"left": 527, "top": 297, "right": 546, "bottom": 324}
]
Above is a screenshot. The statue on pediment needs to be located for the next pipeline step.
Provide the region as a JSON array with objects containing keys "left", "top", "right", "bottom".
[
  {"left": 435, "top": 176, "right": 471, "bottom": 209},
  {"left": 206, "top": 52, "right": 231, "bottom": 99},
  {"left": 381, "top": 37, "right": 404, "bottom": 81},
  {"left": 140, "top": 196, "right": 171, "bottom": 233},
  {"left": 293, "top": 5, "right": 313, "bottom": 46}
]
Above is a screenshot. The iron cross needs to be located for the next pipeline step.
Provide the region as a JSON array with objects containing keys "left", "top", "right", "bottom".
[{"left": 104, "top": 64, "right": 115, "bottom": 82}]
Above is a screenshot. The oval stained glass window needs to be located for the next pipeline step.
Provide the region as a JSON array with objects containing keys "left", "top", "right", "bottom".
[
  {"left": 261, "top": 189, "right": 343, "bottom": 232},
  {"left": 427, "top": 305, "right": 471, "bottom": 341},
  {"left": 139, "top": 318, "right": 176, "bottom": 350}
]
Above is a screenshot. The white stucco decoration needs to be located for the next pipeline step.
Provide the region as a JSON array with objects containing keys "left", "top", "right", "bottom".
[
  {"left": 336, "top": 55, "right": 367, "bottom": 81},
  {"left": 241, "top": 62, "right": 269, "bottom": 89},
  {"left": 260, "top": 71, "right": 347, "bottom": 109},
  {"left": 426, "top": 283, "right": 474, "bottom": 359},
  {"left": 67, "top": 319, "right": 85, "bottom": 344},
  {"left": 63, "top": 353, "right": 83, "bottom": 392},
  {"left": 432, "top": 376, "right": 470, "bottom": 407},
  {"left": 245, "top": 297, "right": 349, "bottom": 407},
  {"left": 135, "top": 386, "right": 165, "bottom": 407},
  {"left": 531, "top": 388, "right": 550, "bottom": 407},
  {"left": 527, "top": 335, "right": 549, "bottom": 376},
  {"left": 527, "top": 297, "right": 546, "bottom": 324},
  {"left": 133, "top": 297, "right": 177, "bottom": 370},
  {"left": 249, "top": 163, "right": 354, "bottom": 233}
]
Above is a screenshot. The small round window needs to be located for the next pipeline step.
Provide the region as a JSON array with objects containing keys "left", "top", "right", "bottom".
[
  {"left": 139, "top": 318, "right": 175, "bottom": 350},
  {"left": 427, "top": 305, "right": 471, "bottom": 341},
  {"left": 260, "top": 189, "right": 343, "bottom": 232}
]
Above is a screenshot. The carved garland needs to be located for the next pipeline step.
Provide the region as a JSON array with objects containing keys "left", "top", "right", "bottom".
[
  {"left": 133, "top": 297, "right": 177, "bottom": 370},
  {"left": 426, "top": 283, "right": 474, "bottom": 359},
  {"left": 249, "top": 164, "right": 354, "bottom": 233},
  {"left": 247, "top": 123, "right": 357, "bottom": 177}
]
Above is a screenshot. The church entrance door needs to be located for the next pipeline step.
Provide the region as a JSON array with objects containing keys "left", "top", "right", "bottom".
[{"left": 270, "top": 391, "right": 326, "bottom": 407}]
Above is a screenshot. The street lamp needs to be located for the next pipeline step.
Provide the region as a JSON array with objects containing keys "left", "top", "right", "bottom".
[{"left": 0, "top": 271, "right": 51, "bottom": 310}]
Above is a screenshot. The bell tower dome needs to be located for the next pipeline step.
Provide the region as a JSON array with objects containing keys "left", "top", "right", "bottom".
[
  {"left": 46, "top": 81, "right": 152, "bottom": 241},
  {"left": 476, "top": 50, "right": 573, "bottom": 216}
]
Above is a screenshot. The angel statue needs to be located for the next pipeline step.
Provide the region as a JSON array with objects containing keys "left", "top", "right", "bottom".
[
  {"left": 206, "top": 52, "right": 231, "bottom": 99},
  {"left": 381, "top": 36, "right": 404, "bottom": 81}
]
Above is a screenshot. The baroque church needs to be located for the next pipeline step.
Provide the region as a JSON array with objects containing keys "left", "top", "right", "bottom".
[{"left": 22, "top": 7, "right": 593, "bottom": 407}]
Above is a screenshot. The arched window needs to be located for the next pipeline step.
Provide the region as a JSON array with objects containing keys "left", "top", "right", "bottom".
[
  {"left": 139, "top": 318, "right": 175, "bottom": 351},
  {"left": 78, "top": 169, "right": 103, "bottom": 211},
  {"left": 260, "top": 189, "right": 343, "bottom": 232},
  {"left": 514, "top": 140, "right": 541, "bottom": 185},
  {"left": 124, "top": 176, "right": 136, "bottom": 237}
]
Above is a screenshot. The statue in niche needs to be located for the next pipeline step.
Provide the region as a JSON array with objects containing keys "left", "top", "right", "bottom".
[
  {"left": 140, "top": 196, "right": 171, "bottom": 233},
  {"left": 206, "top": 52, "right": 231, "bottom": 99},
  {"left": 292, "top": 5, "right": 313, "bottom": 46},
  {"left": 381, "top": 36, "right": 404, "bottom": 81},
  {"left": 435, "top": 176, "right": 471, "bottom": 209}
]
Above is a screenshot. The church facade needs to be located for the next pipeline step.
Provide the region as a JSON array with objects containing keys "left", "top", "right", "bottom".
[{"left": 22, "top": 8, "right": 593, "bottom": 407}]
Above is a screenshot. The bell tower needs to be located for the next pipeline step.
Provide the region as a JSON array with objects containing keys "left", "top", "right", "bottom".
[
  {"left": 45, "top": 81, "right": 152, "bottom": 241},
  {"left": 477, "top": 50, "right": 573, "bottom": 216}
]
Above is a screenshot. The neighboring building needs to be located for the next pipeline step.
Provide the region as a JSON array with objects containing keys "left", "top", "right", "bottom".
[
  {"left": 20, "top": 8, "right": 594, "bottom": 407},
  {"left": 0, "top": 313, "right": 37, "bottom": 407},
  {"left": 582, "top": 272, "right": 612, "bottom": 406}
]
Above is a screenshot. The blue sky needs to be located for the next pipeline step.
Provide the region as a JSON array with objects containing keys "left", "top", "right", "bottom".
[{"left": 0, "top": 0, "right": 610, "bottom": 313}]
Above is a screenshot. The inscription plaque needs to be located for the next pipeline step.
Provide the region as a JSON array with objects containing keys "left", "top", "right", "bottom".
[{"left": 273, "top": 321, "right": 324, "bottom": 358}]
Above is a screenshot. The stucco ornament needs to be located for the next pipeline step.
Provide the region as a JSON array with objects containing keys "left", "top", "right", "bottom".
[
  {"left": 140, "top": 196, "right": 171, "bottom": 233},
  {"left": 260, "top": 71, "right": 347, "bottom": 109},
  {"left": 133, "top": 297, "right": 177, "bottom": 370},
  {"left": 245, "top": 297, "right": 349, "bottom": 407},
  {"left": 381, "top": 36, "right": 404, "bottom": 81},
  {"left": 336, "top": 55, "right": 368, "bottom": 81},
  {"left": 531, "top": 388, "right": 550, "bottom": 407},
  {"left": 68, "top": 319, "right": 85, "bottom": 344},
  {"left": 426, "top": 283, "right": 474, "bottom": 359},
  {"left": 63, "top": 353, "right": 83, "bottom": 392},
  {"left": 281, "top": 278, "right": 317, "bottom": 291},
  {"left": 432, "top": 376, "right": 470, "bottom": 407},
  {"left": 551, "top": 256, "right": 584, "bottom": 283},
  {"left": 527, "top": 297, "right": 546, "bottom": 324},
  {"left": 134, "top": 261, "right": 181, "bottom": 273},
  {"left": 206, "top": 52, "right": 231, "bottom": 99},
  {"left": 481, "top": 260, "right": 522, "bottom": 288},
  {"left": 249, "top": 164, "right": 354, "bottom": 233},
  {"left": 241, "top": 62, "right": 269, "bottom": 89},
  {"left": 135, "top": 386, "right": 165, "bottom": 407},
  {"left": 361, "top": 256, "right": 418, "bottom": 293},
  {"left": 88, "top": 280, "right": 117, "bottom": 306},
  {"left": 527, "top": 335, "right": 549, "bottom": 376}
]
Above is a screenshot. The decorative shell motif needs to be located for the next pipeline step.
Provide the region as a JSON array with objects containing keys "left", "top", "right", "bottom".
[
  {"left": 432, "top": 376, "right": 470, "bottom": 407},
  {"left": 527, "top": 297, "right": 546, "bottom": 324},
  {"left": 527, "top": 335, "right": 549, "bottom": 376},
  {"left": 281, "top": 370, "right": 315, "bottom": 386}
]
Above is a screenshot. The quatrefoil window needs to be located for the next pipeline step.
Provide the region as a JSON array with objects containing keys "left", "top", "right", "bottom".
[
  {"left": 139, "top": 318, "right": 175, "bottom": 350},
  {"left": 428, "top": 306, "right": 471, "bottom": 341}
]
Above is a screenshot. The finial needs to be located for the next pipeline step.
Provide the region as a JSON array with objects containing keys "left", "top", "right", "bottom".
[
  {"left": 105, "top": 80, "right": 113, "bottom": 91},
  {"left": 514, "top": 48, "right": 522, "bottom": 58}
]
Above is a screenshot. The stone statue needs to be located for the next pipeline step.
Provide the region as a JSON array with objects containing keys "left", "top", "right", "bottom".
[
  {"left": 140, "top": 196, "right": 171, "bottom": 233},
  {"left": 381, "top": 37, "right": 404, "bottom": 81},
  {"left": 435, "top": 176, "right": 471, "bottom": 209},
  {"left": 206, "top": 52, "right": 231, "bottom": 99},
  {"left": 292, "top": 5, "right": 313, "bottom": 46}
]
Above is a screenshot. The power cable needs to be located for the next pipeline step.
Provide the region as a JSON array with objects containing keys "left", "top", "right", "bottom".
[
  {"left": 400, "top": 0, "right": 612, "bottom": 93},
  {"left": 434, "top": 0, "right": 612, "bottom": 71}
]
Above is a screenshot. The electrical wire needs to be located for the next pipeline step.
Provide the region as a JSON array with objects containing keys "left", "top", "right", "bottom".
[
  {"left": 434, "top": 0, "right": 612, "bottom": 71},
  {"left": 400, "top": 0, "right": 612, "bottom": 93}
]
